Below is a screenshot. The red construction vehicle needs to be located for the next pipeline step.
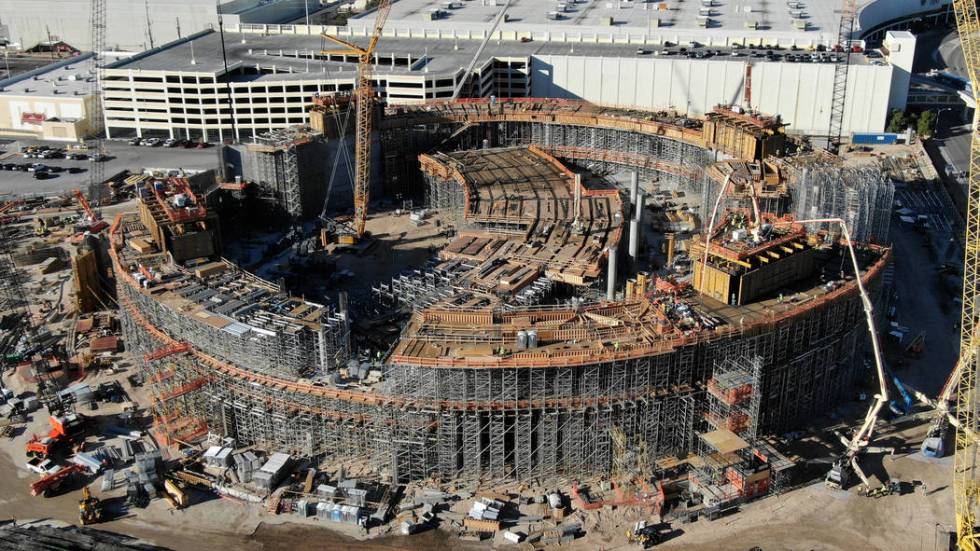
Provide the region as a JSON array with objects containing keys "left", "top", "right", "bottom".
[
  {"left": 30, "top": 463, "right": 86, "bottom": 497},
  {"left": 25, "top": 414, "right": 86, "bottom": 459}
]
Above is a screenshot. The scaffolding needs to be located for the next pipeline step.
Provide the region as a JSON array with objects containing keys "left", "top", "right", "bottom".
[
  {"left": 785, "top": 154, "right": 895, "bottom": 244},
  {"left": 106, "top": 97, "right": 897, "bottom": 487},
  {"left": 379, "top": 100, "right": 710, "bottom": 201},
  {"left": 242, "top": 127, "right": 328, "bottom": 219}
]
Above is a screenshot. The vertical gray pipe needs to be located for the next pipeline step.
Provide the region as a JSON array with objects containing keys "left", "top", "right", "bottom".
[{"left": 607, "top": 246, "right": 618, "bottom": 300}]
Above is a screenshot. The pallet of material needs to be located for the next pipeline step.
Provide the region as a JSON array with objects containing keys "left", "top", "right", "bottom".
[{"left": 463, "top": 517, "right": 500, "bottom": 533}]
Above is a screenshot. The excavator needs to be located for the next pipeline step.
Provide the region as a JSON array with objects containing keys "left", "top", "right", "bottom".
[{"left": 78, "top": 486, "right": 102, "bottom": 525}]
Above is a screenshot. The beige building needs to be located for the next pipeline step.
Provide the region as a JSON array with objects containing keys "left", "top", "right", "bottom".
[{"left": 0, "top": 53, "right": 96, "bottom": 141}]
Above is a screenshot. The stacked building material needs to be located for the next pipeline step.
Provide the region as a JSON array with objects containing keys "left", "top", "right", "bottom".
[{"left": 252, "top": 452, "right": 291, "bottom": 491}]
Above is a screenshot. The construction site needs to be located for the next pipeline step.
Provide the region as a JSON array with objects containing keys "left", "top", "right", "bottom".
[
  {"left": 81, "top": 95, "right": 903, "bottom": 538},
  {"left": 0, "top": 90, "right": 950, "bottom": 548},
  {"left": 2, "top": 0, "right": 980, "bottom": 549}
]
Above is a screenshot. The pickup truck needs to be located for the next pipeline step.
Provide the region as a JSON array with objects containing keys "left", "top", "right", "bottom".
[{"left": 26, "top": 457, "right": 56, "bottom": 475}]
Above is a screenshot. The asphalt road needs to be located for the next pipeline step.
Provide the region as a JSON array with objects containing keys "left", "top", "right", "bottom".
[
  {"left": 0, "top": 140, "right": 221, "bottom": 196},
  {"left": 932, "top": 109, "right": 973, "bottom": 205}
]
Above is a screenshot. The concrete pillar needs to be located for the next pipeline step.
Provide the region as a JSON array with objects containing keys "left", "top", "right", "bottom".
[
  {"left": 606, "top": 246, "right": 618, "bottom": 300},
  {"left": 628, "top": 220, "right": 640, "bottom": 263},
  {"left": 665, "top": 232, "right": 676, "bottom": 266},
  {"left": 629, "top": 191, "right": 644, "bottom": 264},
  {"left": 629, "top": 170, "right": 639, "bottom": 212}
]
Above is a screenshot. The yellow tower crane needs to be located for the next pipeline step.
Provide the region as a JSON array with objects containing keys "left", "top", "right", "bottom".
[
  {"left": 953, "top": 0, "right": 980, "bottom": 548},
  {"left": 320, "top": 0, "right": 393, "bottom": 241}
]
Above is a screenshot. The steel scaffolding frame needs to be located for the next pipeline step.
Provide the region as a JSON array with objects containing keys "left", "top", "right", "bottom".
[{"left": 786, "top": 155, "right": 895, "bottom": 244}]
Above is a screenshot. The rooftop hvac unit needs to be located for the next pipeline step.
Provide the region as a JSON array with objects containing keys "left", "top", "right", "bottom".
[
  {"left": 787, "top": 1, "right": 803, "bottom": 8},
  {"left": 701, "top": 0, "right": 715, "bottom": 5},
  {"left": 699, "top": 8, "right": 712, "bottom": 16},
  {"left": 698, "top": 16, "right": 710, "bottom": 27},
  {"left": 789, "top": 9, "right": 804, "bottom": 17},
  {"left": 547, "top": 11, "right": 561, "bottom": 20},
  {"left": 793, "top": 19, "right": 808, "bottom": 30},
  {"left": 600, "top": 15, "right": 614, "bottom": 25}
]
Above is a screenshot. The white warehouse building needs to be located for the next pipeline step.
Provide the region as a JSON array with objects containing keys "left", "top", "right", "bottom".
[
  {"left": 2, "top": 0, "right": 949, "bottom": 142},
  {"left": 0, "top": 0, "right": 318, "bottom": 52}
]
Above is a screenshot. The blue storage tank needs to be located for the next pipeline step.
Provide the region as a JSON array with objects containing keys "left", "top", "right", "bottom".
[{"left": 850, "top": 133, "right": 899, "bottom": 145}]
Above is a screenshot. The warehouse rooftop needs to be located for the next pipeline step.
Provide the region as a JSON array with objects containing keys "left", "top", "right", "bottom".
[
  {"left": 350, "top": 0, "right": 863, "bottom": 47},
  {"left": 106, "top": 21, "right": 868, "bottom": 80},
  {"left": 0, "top": 53, "right": 94, "bottom": 97}
]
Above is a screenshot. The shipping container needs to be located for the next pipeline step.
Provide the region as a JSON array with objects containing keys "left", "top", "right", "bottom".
[{"left": 850, "top": 133, "right": 899, "bottom": 145}]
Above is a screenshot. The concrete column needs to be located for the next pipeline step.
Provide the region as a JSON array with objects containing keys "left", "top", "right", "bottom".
[
  {"left": 628, "top": 220, "right": 640, "bottom": 263},
  {"left": 606, "top": 246, "right": 618, "bottom": 300},
  {"left": 665, "top": 232, "right": 676, "bottom": 266},
  {"left": 629, "top": 170, "right": 639, "bottom": 212},
  {"left": 629, "top": 191, "right": 644, "bottom": 264}
]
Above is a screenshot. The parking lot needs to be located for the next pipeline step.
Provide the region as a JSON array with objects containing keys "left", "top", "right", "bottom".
[
  {"left": 632, "top": 43, "right": 884, "bottom": 65},
  {"left": 0, "top": 140, "right": 221, "bottom": 196}
]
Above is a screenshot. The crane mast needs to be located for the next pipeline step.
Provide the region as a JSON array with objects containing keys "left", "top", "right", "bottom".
[
  {"left": 88, "top": 0, "right": 106, "bottom": 198},
  {"left": 321, "top": 0, "right": 393, "bottom": 239},
  {"left": 827, "top": 0, "right": 856, "bottom": 152},
  {"left": 953, "top": 0, "right": 980, "bottom": 548}
]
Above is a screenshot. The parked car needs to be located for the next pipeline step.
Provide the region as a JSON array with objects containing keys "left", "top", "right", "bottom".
[
  {"left": 164, "top": 138, "right": 179, "bottom": 147},
  {"left": 68, "top": 166, "right": 85, "bottom": 174},
  {"left": 128, "top": 137, "right": 142, "bottom": 146},
  {"left": 33, "top": 171, "right": 50, "bottom": 180},
  {"left": 143, "top": 137, "right": 162, "bottom": 147}
]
